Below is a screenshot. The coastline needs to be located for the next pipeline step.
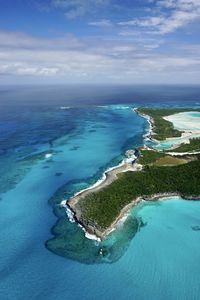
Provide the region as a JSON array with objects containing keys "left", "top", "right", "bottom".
[
  {"left": 133, "top": 108, "right": 154, "bottom": 141},
  {"left": 63, "top": 192, "right": 200, "bottom": 240},
  {"left": 99, "top": 192, "right": 200, "bottom": 239},
  {"left": 61, "top": 107, "right": 200, "bottom": 241}
]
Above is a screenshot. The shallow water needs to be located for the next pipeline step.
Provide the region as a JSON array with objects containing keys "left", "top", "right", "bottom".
[{"left": 1, "top": 85, "right": 200, "bottom": 299}]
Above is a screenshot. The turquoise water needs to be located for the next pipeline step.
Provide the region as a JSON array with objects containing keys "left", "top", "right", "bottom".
[
  {"left": 1, "top": 86, "right": 200, "bottom": 299},
  {"left": 149, "top": 136, "right": 199, "bottom": 151},
  {"left": 189, "top": 112, "right": 200, "bottom": 118}
]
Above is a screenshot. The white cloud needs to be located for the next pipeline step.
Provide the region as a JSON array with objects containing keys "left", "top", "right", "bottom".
[
  {"left": 118, "top": 0, "right": 200, "bottom": 35},
  {"left": 0, "top": 31, "right": 83, "bottom": 50},
  {"left": 119, "top": 16, "right": 164, "bottom": 27},
  {"left": 157, "top": 8, "right": 200, "bottom": 34},
  {"left": 88, "top": 19, "right": 113, "bottom": 27},
  {"left": 0, "top": 30, "right": 200, "bottom": 83}
]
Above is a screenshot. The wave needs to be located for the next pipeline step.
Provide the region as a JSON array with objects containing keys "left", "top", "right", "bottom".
[
  {"left": 60, "top": 106, "right": 72, "bottom": 110},
  {"left": 61, "top": 200, "right": 101, "bottom": 241},
  {"left": 116, "top": 213, "right": 129, "bottom": 227},
  {"left": 45, "top": 153, "right": 53, "bottom": 159},
  {"left": 77, "top": 223, "right": 101, "bottom": 242},
  {"left": 60, "top": 200, "right": 75, "bottom": 223},
  {"left": 111, "top": 105, "right": 130, "bottom": 110}
]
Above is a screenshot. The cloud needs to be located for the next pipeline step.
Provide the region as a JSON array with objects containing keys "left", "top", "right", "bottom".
[
  {"left": 88, "top": 19, "right": 113, "bottom": 27},
  {"left": 0, "top": 64, "right": 60, "bottom": 76},
  {"left": 0, "top": 31, "right": 84, "bottom": 50},
  {"left": 119, "top": 16, "right": 164, "bottom": 27},
  {"left": 118, "top": 0, "right": 200, "bottom": 35},
  {"left": 0, "top": 30, "right": 200, "bottom": 84}
]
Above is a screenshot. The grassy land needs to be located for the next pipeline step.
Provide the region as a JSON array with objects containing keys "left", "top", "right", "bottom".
[
  {"left": 153, "top": 155, "right": 190, "bottom": 166},
  {"left": 137, "top": 108, "right": 200, "bottom": 141},
  {"left": 77, "top": 155, "right": 200, "bottom": 231},
  {"left": 173, "top": 138, "right": 200, "bottom": 153}
]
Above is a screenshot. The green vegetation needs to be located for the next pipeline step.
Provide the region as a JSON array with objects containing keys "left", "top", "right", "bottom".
[
  {"left": 137, "top": 108, "right": 200, "bottom": 141},
  {"left": 173, "top": 138, "right": 200, "bottom": 153},
  {"left": 139, "top": 149, "right": 165, "bottom": 165},
  {"left": 77, "top": 156, "right": 200, "bottom": 231}
]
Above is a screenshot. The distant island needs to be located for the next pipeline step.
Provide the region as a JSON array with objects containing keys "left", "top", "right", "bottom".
[{"left": 63, "top": 107, "right": 200, "bottom": 240}]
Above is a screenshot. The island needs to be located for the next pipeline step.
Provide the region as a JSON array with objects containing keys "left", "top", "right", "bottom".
[{"left": 62, "top": 107, "right": 200, "bottom": 240}]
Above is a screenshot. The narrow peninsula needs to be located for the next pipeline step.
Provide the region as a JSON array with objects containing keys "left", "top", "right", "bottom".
[{"left": 64, "top": 107, "right": 200, "bottom": 240}]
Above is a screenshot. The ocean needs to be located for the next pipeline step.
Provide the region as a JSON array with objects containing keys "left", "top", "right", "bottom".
[{"left": 0, "top": 85, "right": 200, "bottom": 300}]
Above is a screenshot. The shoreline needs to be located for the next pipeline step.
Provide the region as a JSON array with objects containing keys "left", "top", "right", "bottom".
[
  {"left": 61, "top": 107, "right": 200, "bottom": 241},
  {"left": 133, "top": 108, "right": 154, "bottom": 141},
  {"left": 63, "top": 192, "right": 200, "bottom": 241},
  {"left": 99, "top": 192, "right": 200, "bottom": 239}
]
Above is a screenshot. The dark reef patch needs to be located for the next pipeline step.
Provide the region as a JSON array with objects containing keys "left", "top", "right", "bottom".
[
  {"left": 46, "top": 213, "right": 143, "bottom": 264},
  {"left": 55, "top": 172, "right": 63, "bottom": 177},
  {"left": 191, "top": 226, "right": 200, "bottom": 231},
  {"left": 69, "top": 146, "right": 80, "bottom": 151}
]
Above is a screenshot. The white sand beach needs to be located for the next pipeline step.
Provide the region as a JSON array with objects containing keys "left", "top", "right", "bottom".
[
  {"left": 155, "top": 111, "right": 200, "bottom": 150},
  {"left": 164, "top": 112, "right": 200, "bottom": 131}
]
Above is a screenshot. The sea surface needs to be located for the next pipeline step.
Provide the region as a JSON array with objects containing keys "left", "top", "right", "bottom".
[{"left": 1, "top": 85, "right": 200, "bottom": 300}]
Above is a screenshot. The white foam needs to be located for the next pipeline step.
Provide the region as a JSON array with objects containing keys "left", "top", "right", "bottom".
[
  {"left": 60, "top": 106, "right": 71, "bottom": 110},
  {"left": 45, "top": 153, "right": 52, "bottom": 159},
  {"left": 60, "top": 200, "right": 75, "bottom": 223},
  {"left": 138, "top": 112, "right": 153, "bottom": 141},
  {"left": 125, "top": 155, "right": 137, "bottom": 164},
  {"left": 60, "top": 200, "right": 66, "bottom": 206},
  {"left": 66, "top": 208, "right": 75, "bottom": 223},
  {"left": 61, "top": 201, "right": 101, "bottom": 241},
  {"left": 114, "top": 106, "right": 130, "bottom": 110},
  {"left": 77, "top": 223, "right": 101, "bottom": 242},
  {"left": 116, "top": 213, "right": 129, "bottom": 227},
  {"left": 97, "top": 105, "right": 109, "bottom": 108},
  {"left": 85, "top": 232, "right": 101, "bottom": 242}
]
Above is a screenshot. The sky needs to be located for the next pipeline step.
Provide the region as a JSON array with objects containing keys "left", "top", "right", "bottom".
[{"left": 0, "top": 0, "right": 200, "bottom": 84}]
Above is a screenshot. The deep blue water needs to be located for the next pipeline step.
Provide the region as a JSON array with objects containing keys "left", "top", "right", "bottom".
[{"left": 1, "top": 85, "right": 200, "bottom": 299}]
